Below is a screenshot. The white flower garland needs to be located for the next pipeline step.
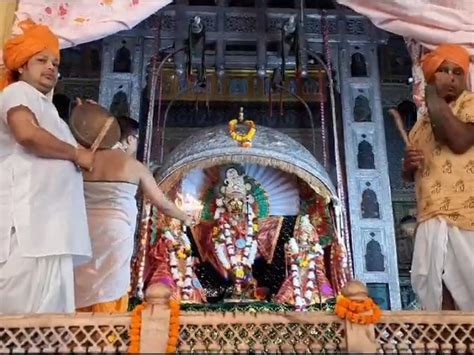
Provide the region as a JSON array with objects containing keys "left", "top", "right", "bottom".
[
  {"left": 163, "top": 229, "right": 194, "bottom": 301},
  {"left": 288, "top": 237, "right": 324, "bottom": 312},
  {"left": 213, "top": 199, "right": 258, "bottom": 295}
]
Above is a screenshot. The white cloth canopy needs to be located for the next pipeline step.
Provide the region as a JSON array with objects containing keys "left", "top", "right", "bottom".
[
  {"left": 337, "top": 0, "right": 474, "bottom": 54},
  {"left": 337, "top": 0, "right": 474, "bottom": 110},
  {"left": 13, "top": 0, "right": 172, "bottom": 48}
]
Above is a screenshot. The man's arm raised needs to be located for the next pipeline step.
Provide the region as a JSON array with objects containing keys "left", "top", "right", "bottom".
[
  {"left": 137, "top": 161, "right": 192, "bottom": 225},
  {"left": 425, "top": 85, "right": 474, "bottom": 154}
]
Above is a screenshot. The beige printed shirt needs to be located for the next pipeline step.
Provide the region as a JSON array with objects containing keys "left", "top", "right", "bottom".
[{"left": 409, "top": 90, "right": 474, "bottom": 230}]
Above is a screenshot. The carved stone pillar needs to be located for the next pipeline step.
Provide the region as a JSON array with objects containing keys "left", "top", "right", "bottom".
[{"left": 337, "top": 16, "right": 401, "bottom": 309}]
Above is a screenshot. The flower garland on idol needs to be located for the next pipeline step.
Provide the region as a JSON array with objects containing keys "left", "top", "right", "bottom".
[
  {"left": 162, "top": 227, "right": 194, "bottom": 301},
  {"left": 287, "top": 237, "right": 324, "bottom": 312},
  {"left": 212, "top": 198, "right": 258, "bottom": 295}
]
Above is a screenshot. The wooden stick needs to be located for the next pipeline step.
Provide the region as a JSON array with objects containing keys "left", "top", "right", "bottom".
[
  {"left": 90, "top": 117, "right": 115, "bottom": 153},
  {"left": 388, "top": 108, "right": 410, "bottom": 147}
]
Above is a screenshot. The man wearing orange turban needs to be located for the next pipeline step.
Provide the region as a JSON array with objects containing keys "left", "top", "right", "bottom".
[
  {"left": 0, "top": 19, "right": 60, "bottom": 90},
  {"left": 420, "top": 44, "right": 470, "bottom": 85},
  {"left": 0, "top": 20, "right": 93, "bottom": 314},
  {"left": 402, "top": 43, "right": 474, "bottom": 312}
]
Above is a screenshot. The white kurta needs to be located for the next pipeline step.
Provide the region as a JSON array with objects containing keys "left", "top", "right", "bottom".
[
  {"left": 74, "top": 181, "right": 138, "bottom": 308},
  {"left": 0, "top": 81, "right": 92, "bottom": 314},
  {"left": 411, "top": 217, "right": 474, "bottom": 311}
]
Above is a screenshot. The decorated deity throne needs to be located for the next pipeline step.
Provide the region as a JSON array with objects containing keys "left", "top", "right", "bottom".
[
  {"left": 182, "top": 163, "right": 301, "bottom": 302},
  {"left": 139, "top": 115, "right": 350, "bottom": 311}
]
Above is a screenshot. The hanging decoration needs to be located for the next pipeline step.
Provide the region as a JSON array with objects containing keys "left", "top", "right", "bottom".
[
  {"left": 130, "top": 200, "right": 153, "bottom": 300},
  {"left": 228, "top": 107, "right": 256, "bottom": 148},
  {"left": 319, "top": 11, "right": 331, "bottom": 169}
]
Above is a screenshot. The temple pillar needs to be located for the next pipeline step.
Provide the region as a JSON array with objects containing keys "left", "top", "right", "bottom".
[{"left": 337, "top": 15, "right": 401, "bottom": 309}]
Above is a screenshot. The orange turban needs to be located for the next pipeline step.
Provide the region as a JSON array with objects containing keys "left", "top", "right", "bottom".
[
  {"left": 0, "top": 20, "right": 60, "bottom": 90},
  {"left": 421, "top": 43, "right": 470, "bottom": 83}
]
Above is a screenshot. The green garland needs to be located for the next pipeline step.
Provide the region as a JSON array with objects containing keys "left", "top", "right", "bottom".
[
  {"left": 129, "top": 299, "right": 340, "bottom": 352},
  {"left": 180, "top": 300, "right": 336, "bottom": 313},
  {"left": 200, "top": 187, "right": 215, "bottom": 221},
  {"left": 129, "top": 299, "right": 335, "bottom": 313},
  {"left": 249, "top": 182, "right": 269, "bottom": 218}
]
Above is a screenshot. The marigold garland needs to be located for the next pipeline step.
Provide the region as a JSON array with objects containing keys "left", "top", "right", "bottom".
[
  {"left": 228, "top": 118, "right": 256, "bottom": 147},
  {"left": 128, "top": 300, "right": 181, "bottom": 353},
  {"left": 128, "top": 304, "right": 145, "bottom": 353},
  {"left": 335, "top": 295, "right": 381, "bottom": 325},
  {"left": 166, "top": 299, "right": 181, "bottom": 353}
]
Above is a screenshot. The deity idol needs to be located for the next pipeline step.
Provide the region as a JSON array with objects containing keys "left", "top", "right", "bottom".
[
  {"left": 274, "top": 215, "right": 335, "bottom": 311},
  {"left": 213, "top": 167, "right": 261, "bottom": 297},
  {"left": 192, "top": 165, "right": 283, "bottom": 300},
  {"left": 145, "top": 163, "right": 346, "bottom": 305},
  {"left": 146, "top": 215, "right": 207, "bottom": 303}
]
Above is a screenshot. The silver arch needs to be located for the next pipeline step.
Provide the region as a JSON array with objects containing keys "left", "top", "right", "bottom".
[{"left": 156, "top": 124, "right": 337, "bottom": 201}]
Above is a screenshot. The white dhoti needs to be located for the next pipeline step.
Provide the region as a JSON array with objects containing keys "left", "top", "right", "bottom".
[
  {"left": 411, "top": 217, "right": 474, "bottom": 311},
  {"left": 74, "top": 217, "right": 134, "bottom": 308},
  {"left": 0, "top": 230, "right": 75, "bottom": 314},
  {"left": 0, "top": 81, "right": 92, "bottom": 314},
  {"left": 74, "top": 182, "right": 138, "bottom": 309}
]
